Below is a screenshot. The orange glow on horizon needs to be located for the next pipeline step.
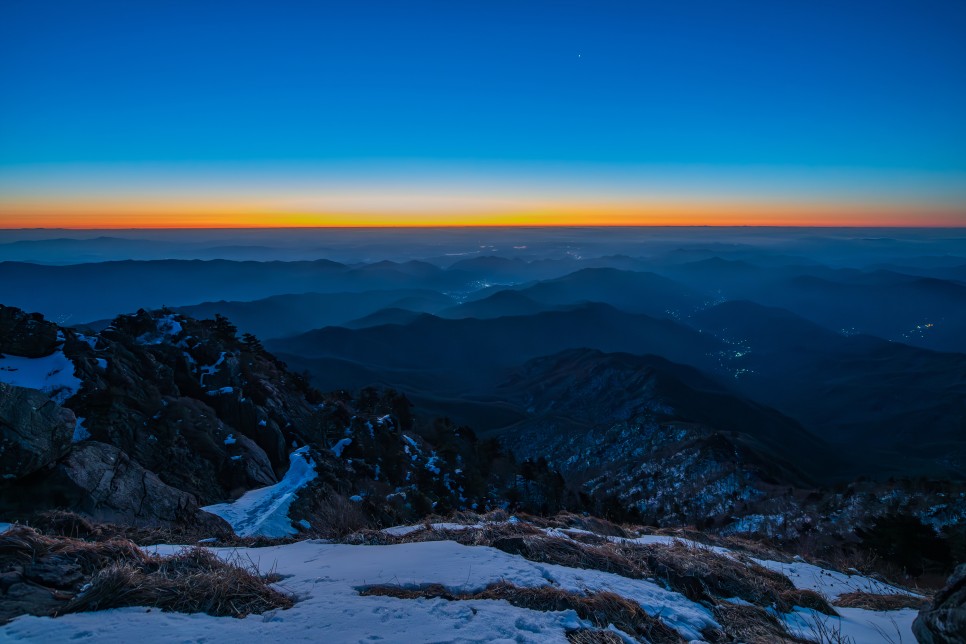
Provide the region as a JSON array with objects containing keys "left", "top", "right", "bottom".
[{"left": 1, "top": 199, "right": 963, "bottom": 229}]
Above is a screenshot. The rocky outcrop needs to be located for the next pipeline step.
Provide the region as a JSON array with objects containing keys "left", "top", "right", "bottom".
[
  {"left": 0, "top": 306, "right": 556, "bottom": 535},
  {"left": 914, "top": 563, "right": 966, "bottom": 643},
  {"left": 0, "top": 306, "right": 329, "bottom": 530},
  {"left": 0, "top": 383, "right": 76, "bottom": 479},
  {"left": 0, "top": 305, "right": 60, "bottom": 358},
  {"left": 45, "top": 441, "right": 229, "bottom": 531}
]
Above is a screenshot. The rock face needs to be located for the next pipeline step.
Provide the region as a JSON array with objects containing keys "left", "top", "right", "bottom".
[
  {"left": 0, "top": 306, "right": 323, "bottom": 529},
  {"left": 46, "top": 441, "right": 228, "bottom": 531},
  {"left": 914, "top": 563, "right": 966, "bottom": 643},
  {"left": 0, "top": 383, "right": 76, "bottom": 479},
  {"left": 0, "top": 306, "right": 60, "bottom": 358}
]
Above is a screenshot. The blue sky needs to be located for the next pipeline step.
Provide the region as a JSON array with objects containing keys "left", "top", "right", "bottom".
[{"left": 1, "top": 0, "right": 964, "bottom": 225}]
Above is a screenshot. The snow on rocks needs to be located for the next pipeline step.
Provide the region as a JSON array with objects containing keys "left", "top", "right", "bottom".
[
  {"left": 0, "top": 347, "right": 81, "bottom": 404},
  {"left": 330, "top": 438, "right": 352, "bottom": 457},
  {"left": 199, "top": 352, "right": 227, "bottom": 385},
  {"left": 135, "top": 314, "right": 184, "bottom": 345},
  {"left": 201, "top": 447, "right": 316, "bottom": 538}
]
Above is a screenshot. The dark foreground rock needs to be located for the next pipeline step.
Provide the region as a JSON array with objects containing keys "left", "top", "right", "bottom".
[
  {"left": 0, "top": 383, "right": 76, "bottom": 479},
  {"left": 914, "top": 563, "right": 966, "bottom": 643},
  {"left": 39, "top": 441, "right": 229, "bottom": 531}
]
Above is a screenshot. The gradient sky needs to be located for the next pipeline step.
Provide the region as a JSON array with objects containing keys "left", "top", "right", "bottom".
[{"left": 1, "top": 0, "right": 965, "bottom": 227}]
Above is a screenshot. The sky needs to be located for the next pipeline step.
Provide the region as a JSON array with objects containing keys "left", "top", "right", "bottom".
[{"left": 1, "top": 0, "right": 965, "bottom": 228}]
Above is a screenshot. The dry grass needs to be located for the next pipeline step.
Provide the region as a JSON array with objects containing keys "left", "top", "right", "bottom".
[
  {"left": 63, "top": 548, "right": 294, "bottom": 617},
  {"left": 343, "top": 519, "right": 544, "bottom": 547},
  {"left": 491, "top": 534, "right": 646, "bottom": 579},
  {"left": 519, "top": 512, "right": 631, "bottom": 538},
  {"left": 0, "top": 525, "right": 293, "bottom": 621},
  {"left": 360, "top": 581, "right": 684, "bottom": 643},
  {"left": 566, "top": 628, "right": 625, "bottom": 643},
  {"left": 342, "top": 519, "right": 838, "bottom": 616},
  {"left": 710, "top": 602, "right": 812, "bottom": 643},
  {"left": 833, "top": 591, "right": 928, "bottom": 611},
  {"left": 615, "top": 541, "right": 836, "bottom": 616},
  {"left": 291, "top": 489, "right": 371, "bottom": 539},
  {"left": 1, "top": 524, "right": 147, "bottom": 574},
  {"left": 23, "top": 510, "right": 291, "bottom": 548}
]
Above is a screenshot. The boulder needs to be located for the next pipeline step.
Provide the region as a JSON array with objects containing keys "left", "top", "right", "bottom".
[
  {"left": 49, "top": 441, "right": 228, "bottom": 531},
  {"left": 0, "top": 383, "right": 76, "bottom": 479},
  {"left": 914, "top": 563, "right": 966, "bottom": 643}
]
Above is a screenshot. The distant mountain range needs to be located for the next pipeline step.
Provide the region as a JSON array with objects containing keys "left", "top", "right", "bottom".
[{"left": 3, "top": 233, "right": 965, "bottom": 497}]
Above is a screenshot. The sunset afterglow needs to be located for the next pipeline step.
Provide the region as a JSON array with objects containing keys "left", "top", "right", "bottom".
[{"left": 1, "top": 1, "right": 964, "bottom": 228}]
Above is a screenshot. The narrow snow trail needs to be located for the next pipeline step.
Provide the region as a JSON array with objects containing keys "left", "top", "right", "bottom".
[{"left": 201, "top": 447, "right": 316, "bottom": 538}]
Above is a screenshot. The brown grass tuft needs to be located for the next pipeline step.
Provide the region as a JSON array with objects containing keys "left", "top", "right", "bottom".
[
  {"left": 1, "top": 524, "right": 147, "bottom": 574},
  {"left": 63, "top": 548, "right": 294, "bottom": 617},
  {"left": 23, "top": 510, "right": 279, "bottom": 548},
  {"left": 491, "top": 535, "right": 645, "bottom": 578},
  {"left": 710, "top": 602, "right": 812, "bottom": 643},
  {"left": 0, "top": 525, "right": 293, "bottom": 622},
  {"left": 833, "top": 591, "right": 928, "bottom": 611},
  {"left": 342, "top": 519, "right": 839, "bottom": 616},
  {"left": 779, "top": 589, "right": 838, "bottom": 615},
  {"left": 293, "top": 491, "right": 371, "bottom": 539},
  {"left": 616, "top": 541, "right": 837, "bottom": 616},
  {"left": 360, "top": 581, "right": 684, "bottom": 643}
]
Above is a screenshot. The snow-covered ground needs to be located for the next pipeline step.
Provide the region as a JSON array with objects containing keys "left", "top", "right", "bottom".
[
  {"left": 0, "top": 521, "right": 923, "bottom": 643},
  {"left": 201, "top": 447, "right": 317, "bottom": 538}
]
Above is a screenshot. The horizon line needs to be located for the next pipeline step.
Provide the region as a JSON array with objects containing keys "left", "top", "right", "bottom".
[{"left": 3, "top": 224, "right": 966, "bottom": 232}]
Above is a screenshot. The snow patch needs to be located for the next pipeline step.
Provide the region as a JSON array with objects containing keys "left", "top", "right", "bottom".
[
  {"left": 0, "top": 348, "right": 82, "bottom": 404},
  {"left": 199, "top": 352, "right": 227, "bottom": 385},
  {"left": 330, "top": 438, "right": 352, "bottom": 457},
  {"left": 201, "top": 447, "right": 316, "bottom": 537},
  {"left": 136, "top": 314, "right": 183, "bottom": 345}
]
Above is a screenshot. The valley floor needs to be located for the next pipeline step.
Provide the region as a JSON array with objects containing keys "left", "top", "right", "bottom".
[{"left": 0, "top": 521, "right": 921, "bottom": 643}]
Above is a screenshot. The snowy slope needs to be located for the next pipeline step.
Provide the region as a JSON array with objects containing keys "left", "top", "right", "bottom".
[
  {"left": 201, "top": 447, "right": 317, "bottom": 538},
  {"left": 0, "top": 524, "right": 922, "bottom": 644}
]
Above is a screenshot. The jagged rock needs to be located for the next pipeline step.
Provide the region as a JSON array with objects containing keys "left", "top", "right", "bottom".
[
  {"left": 0, "top": 383, "right": 76, "bottom": 479},
  {"left": 914, "top": 563, "right": 966, "bottom": 643},
  {"left": 0, "top": 306, "right": 60, "bottom": 358},
  {"left": 46, "top": 441, "right": 228, "bottom": 531}
]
